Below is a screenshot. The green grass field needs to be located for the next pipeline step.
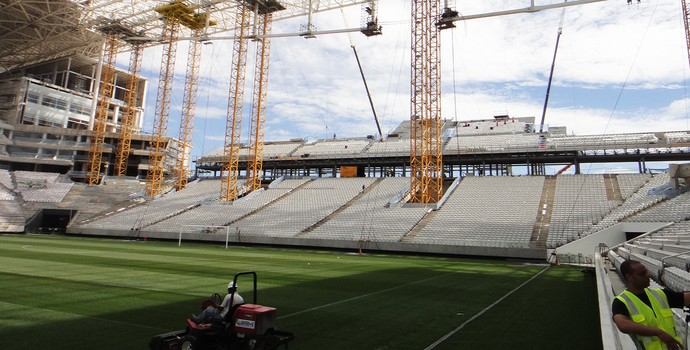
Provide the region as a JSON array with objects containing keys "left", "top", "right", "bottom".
[{"left": 0, "top": 234, "right": 602, "bottom": 350}]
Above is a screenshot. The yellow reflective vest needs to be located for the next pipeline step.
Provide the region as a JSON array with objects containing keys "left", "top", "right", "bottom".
[{"left": 616, "top": 288, "right": 681, "bottom": 350}]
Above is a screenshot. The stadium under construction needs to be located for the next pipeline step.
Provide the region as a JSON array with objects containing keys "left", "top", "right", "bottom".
[{"left": 2, "top": 1, "right": 690, "bottom": 349}]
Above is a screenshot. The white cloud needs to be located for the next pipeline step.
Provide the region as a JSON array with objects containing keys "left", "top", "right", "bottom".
[{"left": 131, "top": 0, "right": 690, "bottom": 157}]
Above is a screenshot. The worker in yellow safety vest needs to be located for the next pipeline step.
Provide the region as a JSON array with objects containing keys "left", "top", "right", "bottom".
[{"left": 612, "top": 259, "right": 690, "bottom": 350}]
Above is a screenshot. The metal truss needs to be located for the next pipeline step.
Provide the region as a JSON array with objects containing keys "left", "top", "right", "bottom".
[{"left": 1, "top": 0, "right": 373, "bottom": 74}]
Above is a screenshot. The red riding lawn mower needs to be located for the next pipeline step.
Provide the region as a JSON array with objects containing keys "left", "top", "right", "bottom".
[{"left": 149, "top": 272, "right": 295, "bottom": 350}]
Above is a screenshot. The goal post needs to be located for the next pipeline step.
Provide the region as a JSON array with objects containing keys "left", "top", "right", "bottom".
[{"left": 178, "top": 225, "right": 231, "bottom": 248}]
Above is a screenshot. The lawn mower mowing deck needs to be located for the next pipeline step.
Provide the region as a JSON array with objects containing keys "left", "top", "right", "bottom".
[{"left": 149, "top": 272, "right": 295, "bottom": 350}]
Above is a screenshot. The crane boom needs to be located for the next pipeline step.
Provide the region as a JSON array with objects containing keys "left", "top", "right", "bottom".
[
  {"left": 539, "top": 6, "right": 567, "bottom": 134},
  {"left": 351, "top": 45, "right": 382, "bottom": 138}
]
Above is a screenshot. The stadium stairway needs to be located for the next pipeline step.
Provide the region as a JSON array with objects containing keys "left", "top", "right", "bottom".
[
  {"left": 67, "top": 180, "right": 146, "bottom": 224},
  {"left": 300, "top": 178, "right": 384, "bottom": 235},
  {"left": 530, "top": 176, "right": 556, "bottom": 249},
  {"left": 399, "top": 208, "right": 435, "bottom": 242},
  {"left": 603, "top": 174, "right": 623, "bottom": 201}
]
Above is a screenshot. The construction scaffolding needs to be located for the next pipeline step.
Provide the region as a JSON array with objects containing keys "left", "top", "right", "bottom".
[
  {"left": 220, "top": 3, "right": 252, "bottom": 201},
  {"left": 246, "top": 12, "right": 275, "bottom": 192},
  {"left": 87, "top": 35, "right": 118, "bottom": 185},
  {"left": 115, "top": 43, "right": 144, "bottom": 177},
  {"left": 146, "top": 2, "right": 210, "bottom": 197},
  {"left": 175, "top": 28, "right": 205, "bottom": 191},
  {"left": 409, "top": 0, "right": 443, "bottom": 203}
]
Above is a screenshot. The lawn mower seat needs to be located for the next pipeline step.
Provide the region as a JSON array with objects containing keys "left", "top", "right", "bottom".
[{"left": 224, "top": 303, "right": 245, "bottom": 324}]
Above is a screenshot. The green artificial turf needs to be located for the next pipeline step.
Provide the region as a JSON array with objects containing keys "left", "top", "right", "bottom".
[{"left": 0, "top": 234, "right": 601, "bottom": 350}]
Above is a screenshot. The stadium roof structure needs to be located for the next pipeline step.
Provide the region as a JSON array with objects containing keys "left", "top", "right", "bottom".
[{"left": 0, "top": 0, "right": 371, "bottom": 75}]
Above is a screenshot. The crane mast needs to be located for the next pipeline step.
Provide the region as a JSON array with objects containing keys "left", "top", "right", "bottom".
[
  {"left": 410, "top": 0, "right": 443, "bottom": 204},
  {"left": 87, "top": 35, "right": 118, "bottom": 186},
  {"left": 115, "top": 43, "right": 144, "bottom": 177}
]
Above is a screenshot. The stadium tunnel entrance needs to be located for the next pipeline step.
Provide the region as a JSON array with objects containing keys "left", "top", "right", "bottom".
[{"left": 25, "top": 208, "right": 76, "bottom": 234}]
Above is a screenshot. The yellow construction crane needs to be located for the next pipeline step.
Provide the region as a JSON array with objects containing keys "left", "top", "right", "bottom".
[
  {"left": 114, "top": 42, "right": 144, "bottom": 177},
  {"left": 146, "top": 1, "right": 208, "bottom": 197},
  {"left": 409, "top": 0, "right": 443, "bottom": 204},
  {"left": 87, "top": 35, "right": 118, "bottom": 186}
]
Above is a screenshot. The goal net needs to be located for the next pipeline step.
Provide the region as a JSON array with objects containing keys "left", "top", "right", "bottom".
[{"left": 178, "top": 225, "right": 232, "bottom": 248}]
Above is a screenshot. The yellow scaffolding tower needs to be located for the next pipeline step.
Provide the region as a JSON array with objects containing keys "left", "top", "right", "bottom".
[
  {"left": 87, "top": 35, "right": 118, "bottom": 185},
  {"left": 409, "top": 0, "right": 443, "bottom": 204},
  {"left": 220, "top": 4, "right": 252, "bottom": 201},
  {"left": 245, "top": 13, "right": 274, "bottom": 192},
  {"left": 145, "top": 14, "right": 179, "bottom": 197},
  {"left": 174, "top": 28, "right": 204, "bottom": 191},
  {"left": 146, "top": 1, "right": 209, "bottom": 197},
  {"left": 114, "top": 43, "right": 143, "bottom": 177}
]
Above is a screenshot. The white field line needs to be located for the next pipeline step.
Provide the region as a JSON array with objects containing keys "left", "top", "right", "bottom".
[
  {"left": 0, "top": 300, "right": 169, "bottom": 332},
  {"left": 424, "top": 266, "right": 551, "bottom": 350},
  {"left": 278, "top": 273, "right": 448, "bottom": 319}
]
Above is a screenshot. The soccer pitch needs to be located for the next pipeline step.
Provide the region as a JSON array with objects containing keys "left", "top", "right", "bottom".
[{"left": 0, "top": 235, "right": 602, "bottom": 350}]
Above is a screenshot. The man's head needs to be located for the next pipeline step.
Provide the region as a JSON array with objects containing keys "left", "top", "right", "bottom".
[
  {"left": 620, "top": 259, "right": 650, "bottom": 290},
  {"left": 227, "top": 281, "right": 237, "bottom": 292}
]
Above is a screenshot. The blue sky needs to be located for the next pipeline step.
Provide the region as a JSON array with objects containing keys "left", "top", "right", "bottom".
[{"left": 118, "top": 0, "right": 690, "bottom": 171}]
